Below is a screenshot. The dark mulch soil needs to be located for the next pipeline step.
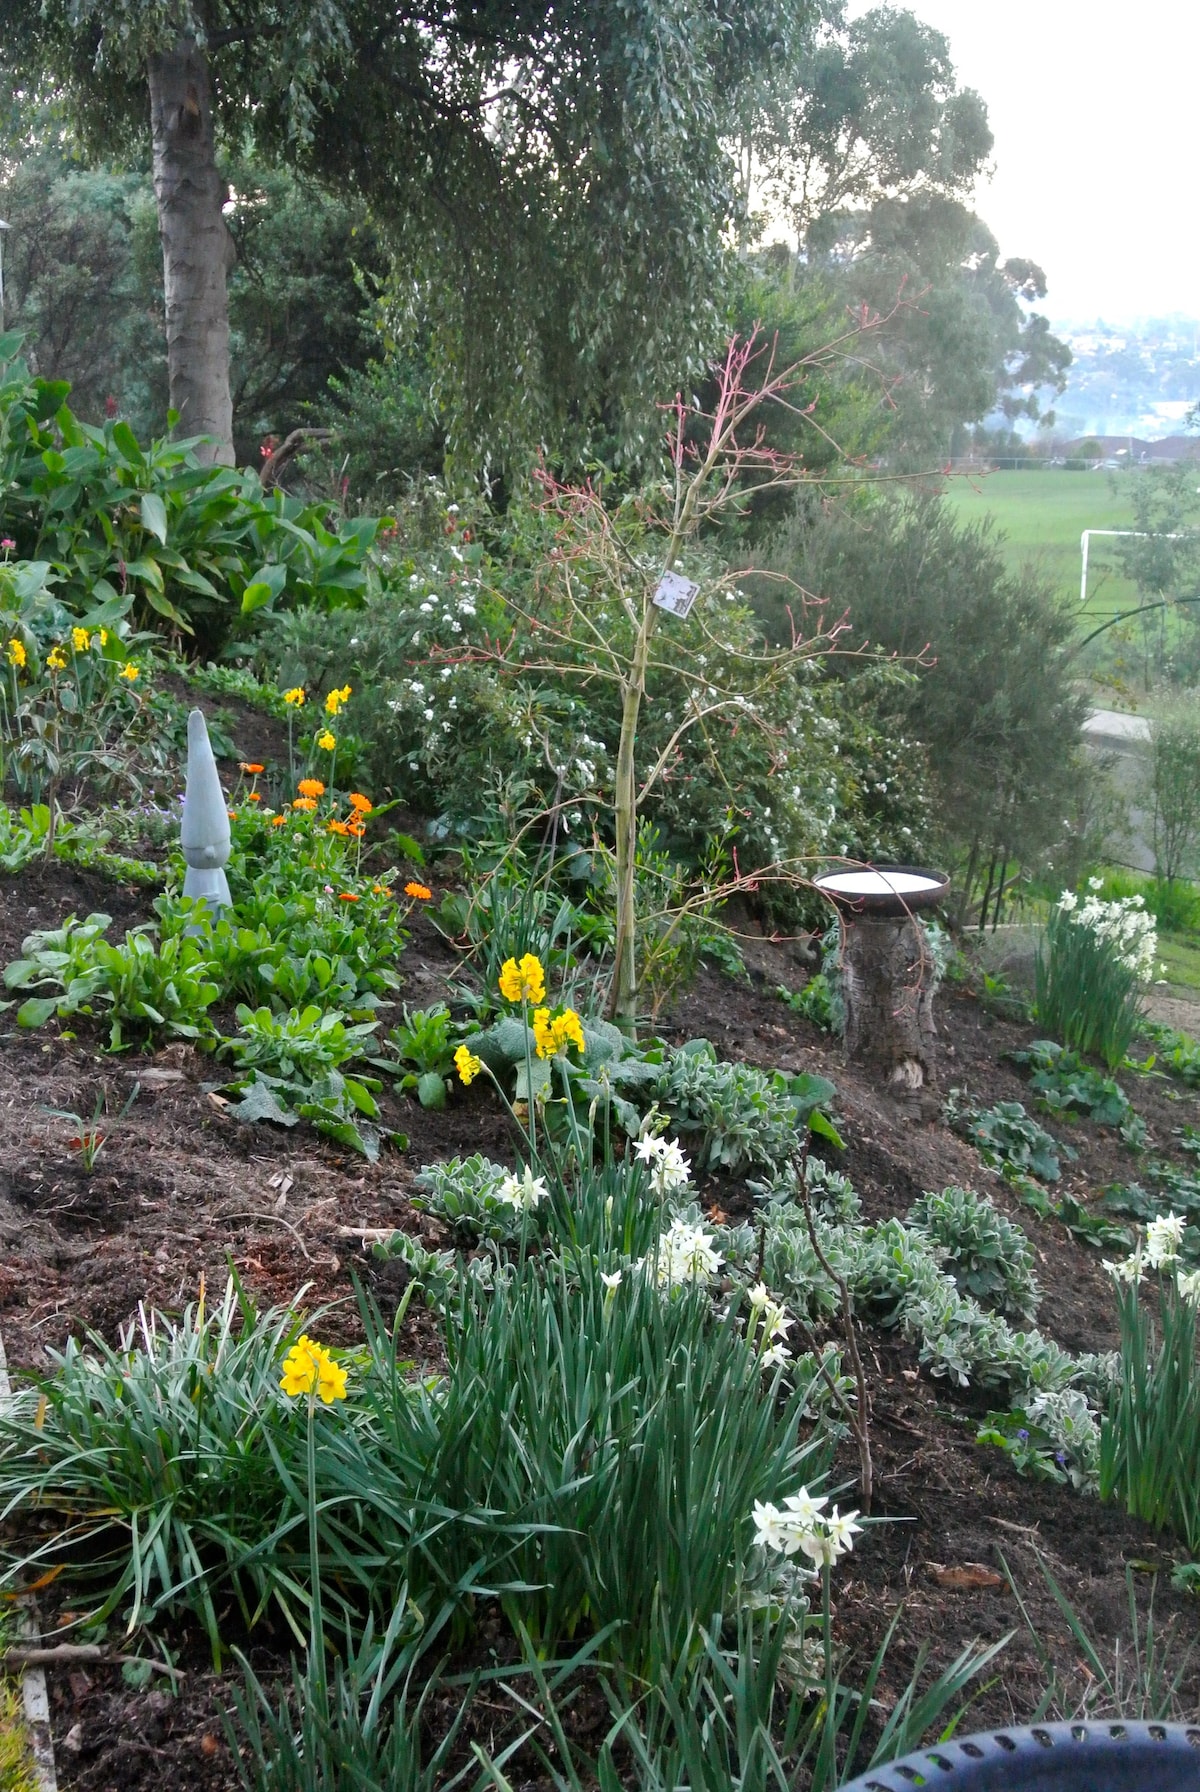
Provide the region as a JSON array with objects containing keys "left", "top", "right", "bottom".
[{"left": 2, "top": 860, "right": 1199, "bottom": 1786}]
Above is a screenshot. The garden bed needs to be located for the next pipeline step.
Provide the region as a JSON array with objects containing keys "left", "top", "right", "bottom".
[{"left": 1, "top": 854, "right": 1199, "bottom": 1788}]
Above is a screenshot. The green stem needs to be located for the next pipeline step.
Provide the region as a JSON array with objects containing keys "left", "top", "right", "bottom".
[{"left": 306, "top": 1394, "right": 325, "bottom": 1703}]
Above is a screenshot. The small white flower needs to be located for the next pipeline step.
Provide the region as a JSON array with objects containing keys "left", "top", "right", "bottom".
[
  {"left": 1176, "top": 1269, "right": 1200, "bottom": 1304},
  {"left": 782, "top": 1488, "right": 828, "bottom": 1529},
  {"left": 601, "top": 1270, "right": 623, "bottom": 1291},
  {"left": 497, "top": 1166, "right": 548, "bottom": 1211},
  {"left": 1146, "top": 1212, "right": 1186, "bottom": 1268},
  {"left": 748, "top": 1281, "right": 772, "bottom": 1310},
  {"left": 1104, "top": 1246, "right": 1146, "bottom": 1285},
  {"left": 760, "top": 1341, "right": 792, "bottom": 1368},
  {"left": 751, "top": 1500, "right": 797, "bottom": 1555}
]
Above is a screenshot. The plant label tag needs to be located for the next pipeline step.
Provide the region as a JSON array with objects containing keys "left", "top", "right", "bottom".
[{"left": 652, "top": 571, "right": 700, "bottom": 618}]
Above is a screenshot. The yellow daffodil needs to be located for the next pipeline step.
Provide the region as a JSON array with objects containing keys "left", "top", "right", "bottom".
[
  {"left": 324, "top": 682, "right": 352, "bottom": 716},
  {"left": 119, "top": 663, "right": 140, "bottom": 682},
  {"left": 71, "top": 626, "right": 90, "bottom": 653},
  {"left": 279, "top": 1334, "right": 347, "bottom": 1404},
  {"left": 283, "top": 686, "right": 306, "bottom": 707},
  {"left": 46, "top": 646, "right": 67, "bottom": 671},
  {"left": 6, "top": 638, "right": 26, "bottom": 669},
  {"left": 533, "top": 1006, "right": 586, "bottom": 1060},
  {"left": 455, "top": 1045, "right": 483, "bottom": 1086},
  {"left": 317, "top": 730, "right": 336, "bottom": 750},
  {"left": 498, "top": 953, "right": 546, "bottom": 1006}
]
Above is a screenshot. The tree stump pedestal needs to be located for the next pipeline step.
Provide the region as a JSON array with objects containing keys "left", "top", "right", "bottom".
[{"left": 814, "top": 867, "right": 949, "bottom": 1093}]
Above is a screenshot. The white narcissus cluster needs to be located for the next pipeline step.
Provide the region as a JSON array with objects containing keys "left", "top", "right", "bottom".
[
  {"left": 634, "top": 1132, "right": 692, "bottom": 1195},
  {"left": 1104, "top": 1210, "right": 1187, "bottom": 1284},
  {"left": 747, "top": 1280, "right": 794, "bottom": 1368},
  {"left": 497, "top": 1166, "right": 549, "bottom": 1211},
  {"left": 751, "top": 1489, "right": 862, "bottom": 1568},
  {"left": 650, "top": 1216, "right": 723, "bottom": 1288},
  {"left": 1056, "top": 882, "right": 1158, "bottom": 982}
]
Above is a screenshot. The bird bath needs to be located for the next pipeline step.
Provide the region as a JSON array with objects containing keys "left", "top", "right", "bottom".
[{"left": 813, "top": 864, "right": 949, "bottom": 1092}]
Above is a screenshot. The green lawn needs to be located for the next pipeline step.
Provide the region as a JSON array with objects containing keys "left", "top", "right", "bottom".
[
  {"left": 1157, "top": 932, "right": 1200, "bottom": 995},
  {"left": 941, "top": 469, "right": 1141, "bottom": 624}
]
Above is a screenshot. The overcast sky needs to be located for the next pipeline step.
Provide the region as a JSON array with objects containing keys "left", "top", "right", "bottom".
[{"left": 852, "top": 0, "right": 1198, "bottom": 325}]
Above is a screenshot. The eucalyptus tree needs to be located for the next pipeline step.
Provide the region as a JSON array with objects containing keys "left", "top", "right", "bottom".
[{"left": 3, "top": 0, "right": 819, "bottom": 466}]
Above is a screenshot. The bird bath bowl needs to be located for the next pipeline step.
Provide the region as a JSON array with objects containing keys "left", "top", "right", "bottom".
[{"left": 813, "top": 863, "right": 949, "bottom": 921}]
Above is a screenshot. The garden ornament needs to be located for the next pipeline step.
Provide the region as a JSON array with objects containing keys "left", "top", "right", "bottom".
[
  {"left": 835, "top": 1720, "right": 1200, "bottom": 1792},
  {"left": 181, "top": 707, "right": 232, "bottom": 921}
]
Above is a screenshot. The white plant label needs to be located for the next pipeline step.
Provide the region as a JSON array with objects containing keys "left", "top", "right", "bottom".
[{"left": 652, "top": 570, "right": 700, "bottom": 618}]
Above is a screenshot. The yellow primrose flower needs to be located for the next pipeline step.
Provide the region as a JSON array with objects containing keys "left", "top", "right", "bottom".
[
  {"left": 283, "top": 686, "right": 306, "bottom": 707},
  {"left": 6, "top": 637, "right": 26, "bottom": 669},
  {"left": 46, "top": 646, "right": 67, "bottom": 671},
  {"left": 533, "top": 1006, "right": 586, "bottom": 1060},
  {"left": 279, "top": 1334, "right": 347, "bottom": 1403},
  {"left": 325, "top": 682, "right": 352, "bottom": 716},
  {"left": 317, "top": 729, "right": 336, "bottom": 750},
  {"left": 498, "top": 953, "right": 546, "bottom": 1006},
  {"left": 119, "top": 663, "right": 140, "bottom": 682},
  {"left": 71, "top": 626, "right": 90, "bottom": 653},
  {"left": 93, "top": 629, "right": 108, "bottom": 649},
  {"left": 455, "top": 1045, "right": 483, "bottom": 1086}
]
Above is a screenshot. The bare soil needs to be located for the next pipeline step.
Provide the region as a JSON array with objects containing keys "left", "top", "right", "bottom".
[{"left": 1, "top": 860, "right": 1199, "bottom": 1787}]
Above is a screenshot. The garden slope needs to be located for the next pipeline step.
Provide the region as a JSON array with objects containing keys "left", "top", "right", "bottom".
[{"left": 0, "top": 861, "right": 1197, "bottom": 1786}]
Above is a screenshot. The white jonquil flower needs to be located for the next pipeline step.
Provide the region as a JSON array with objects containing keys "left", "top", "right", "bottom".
[
  {"left": 752, "top": 1487, "right": 860, "bottom": 1568},
  {"left": 634, "top": 1132, "right": 693, "bottom": 1195},
  {"left": 649, "top": 1216, "right": 722, "bottom": 1288},
  {"left": 1176, "top": 1269, "right": 1200, "bottom": 1305},
  {"left": 600, "top": 1270, "right": 623, "bottom": 1291},
  {"left": 497, "top": 1166, "right": 548, "bottom": 1211},
  {"left": 1146, "top": 1211, "right": 1186, "bottom": 1268}
]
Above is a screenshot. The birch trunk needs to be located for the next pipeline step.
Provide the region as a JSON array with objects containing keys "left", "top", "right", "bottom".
[{"left": 147, "top": 29, "right": 235, "bottom": 465}]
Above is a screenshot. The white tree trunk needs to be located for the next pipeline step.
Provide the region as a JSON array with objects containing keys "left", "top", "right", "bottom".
[{"left": 147, "top": 31, "right": 235, "bottom": 465}]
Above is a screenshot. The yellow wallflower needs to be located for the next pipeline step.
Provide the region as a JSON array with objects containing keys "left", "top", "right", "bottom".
[
  {"left": 324, "top": 682, "right": 352, "bottom": 716},
  {"left": 498, "top": 953, "right": 546, "bottom": 1006},
  {"left": 533, "top": 1006, "right": 586, "bottom": 1060},
  {"left": 6, "top": 638, "right": 26, "bottom": 669},
  {"left": 46, "top": 646, "right": 67, "bottom": 671},
  {"left": 317, "top": 730, "right": 336, "bottom": 750},
  {"left": 455, "top": 1045, "right": 483, "bottom": 1086},
  {"left": 119, "top": 663, "right": 140, "bottom": 682},
  {"left": 279, "top": 1335, "right": 348, "bottom": 1403},
  {"left": 283, "top": 686, "right": 306, "bottom": 707},
  {"left": 71, "top": 626, "right": 90, "bottom": 653}
]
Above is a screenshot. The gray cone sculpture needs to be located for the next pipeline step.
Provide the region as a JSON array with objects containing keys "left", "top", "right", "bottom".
[{"left": 181, "top": 708, "right": 232, "bottom": 920}]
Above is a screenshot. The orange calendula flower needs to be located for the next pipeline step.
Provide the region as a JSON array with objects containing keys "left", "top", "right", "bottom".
[
  {"left": 347, "top": 821, "right": 366, "bottom": 838},
  {"left": 247, "top": 792, "right": 261, "bottom": 802},
  {"left": 227, "top": 809, "right": 238, "bottom": 820},
  {"left": 404, "top": 881, "right": 432, "bottom": 901},
  {"left": 292, "top": 796, "right": 318, "bottom": 812},
  {"left": 240, "top": 761, "right": 265, "bottom": 774},
  {"left": 328, "top": 818, "right": 350, "bottom": 836},
  {"left": 297, "top": 778, "right": 325, "bottom": 798},
  {"left": 348, "top": 792, "right": 372, "bottom": 813},
  {"left": 271, "top": 815, "right": 288, "bottom": 827},
  {"left": 372, "top": 883, "right": 390, "bottom": 895},
  {"left": 339, "top": 891, "right": 360, "bottom": 902}
]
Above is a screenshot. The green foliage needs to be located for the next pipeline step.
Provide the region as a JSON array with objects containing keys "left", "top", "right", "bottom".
[
  {"left": 225, "top": 1004, "right": 379, "bottom": 1082},
  {"left": 777, "top": 972, "right": 834, "bottom": 1031},
  {"left": 1140, "top": 1020, "right": 1200, "bottom": 1087},
  {"left": 653, "top": 1041, "right": 840, "bottom": 1176},
  {"left": 1035, "top": 899, "right": 1151, "bottom": 1070},
  {"left": 946, "top": 1092, "right": 1072, "bottom": 1184},
  {"left": 1147, "top": 707, "right": 1200, "bottom": 883},
  {"left": 0, "top": 337, "right": 379, "bottom": 654},
  {"left": 907, "top": 1185, "right": 1040, "bottom": 1318},
  {"left": 385, "top": 1004, "right": 459, "bottom": 1109},
  {"left": 2, "top": 911, "right": 220, "bottom": 1048},
  {"left": 1100, "top": 1278, "right": 1200, "bottom": 1554},
  {"left": 1009, "top": 1039, "right": 1134, "bottom": 1127}
]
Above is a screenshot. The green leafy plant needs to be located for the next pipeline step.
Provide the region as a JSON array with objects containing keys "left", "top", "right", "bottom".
[
  {"left": 1009, "top": 1039, "right": 1133, "bottom": 1127},
  {"left": 777, "top": 972, "right": 834, "bottom": 1031},
  {"left": 908, "top": 1185, "right": 1040, "bottom": 1317},
  {"left": 385, "top": 1004, "right": 460, "bottom": 1109},
  {"left": 654, "top": 1040, "right": 840, "bottom": 1175},
  {"left": 224, "top": 1004, "right": 379, "bottom": 1083},
  {"left": 3, "top": 912, "right": 220, "bottom": 1047},
  {"left": 946, "top": 1091, "right": 1072, "bottom": 1184}
]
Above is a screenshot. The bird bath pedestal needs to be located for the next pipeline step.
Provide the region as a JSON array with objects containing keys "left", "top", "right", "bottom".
[{"left": 813, "top": 865, "right": 949, "bottom": 1091}]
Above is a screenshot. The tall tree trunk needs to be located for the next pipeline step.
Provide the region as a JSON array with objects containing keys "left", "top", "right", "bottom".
[{"left": 147, "top": 30, "right": 235, "bottom": 465}]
